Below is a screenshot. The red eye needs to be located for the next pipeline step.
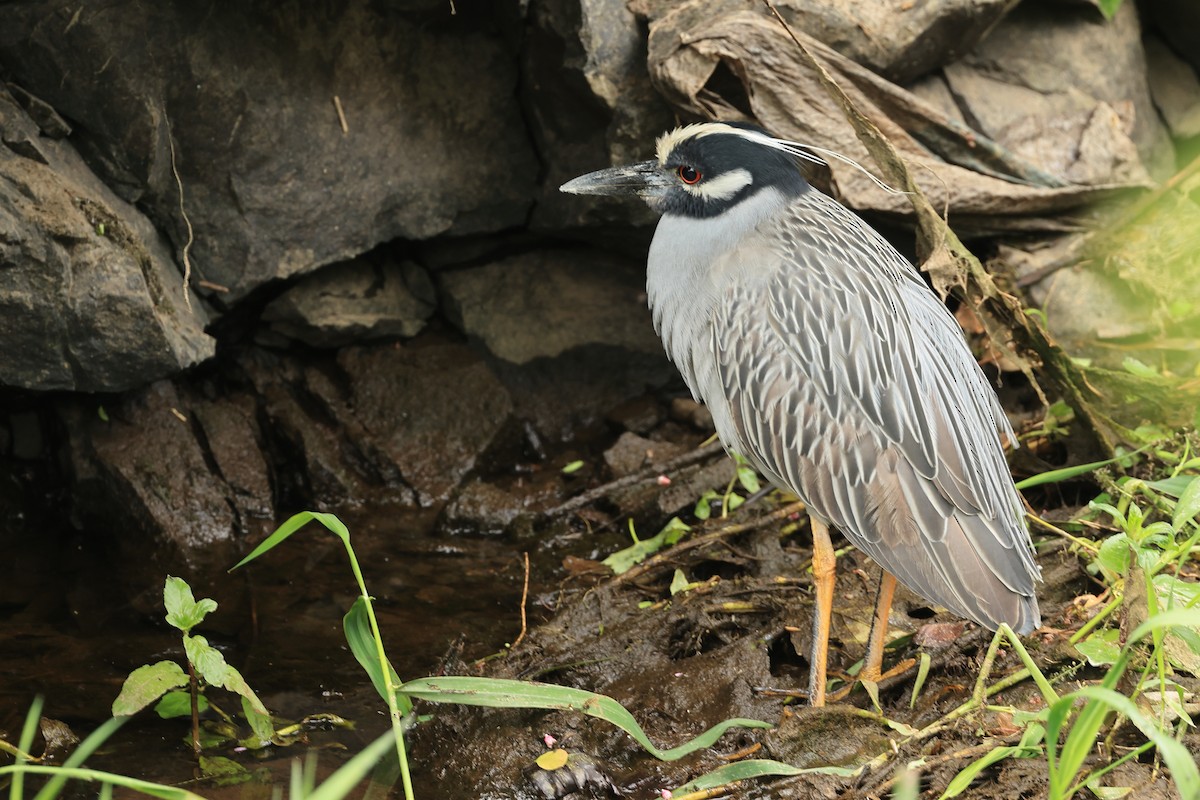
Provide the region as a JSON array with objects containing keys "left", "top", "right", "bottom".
[{"left": 677, "top": 165, "right": 702, "bottom": 185}]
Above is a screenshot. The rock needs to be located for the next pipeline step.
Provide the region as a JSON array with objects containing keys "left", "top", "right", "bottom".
[
  {"left": 262, "top": 256, "right": 436, "bottom": 348},
  {"left": 669, "top": 397, "right": 715, "bottom": 432},
  {"left": 439, "top": 247, "right": 674, "bottom": 439},
  {"left": 1143, "top": 0, "right": 1200, "bottom": 74},
  {"left": 241, "top": 349, "right": 386, "bottom": 506},
  {"left": 190, "top": 395, "right": 274, "bottom": 521},
  {"left": 63, "top": 382, "right": 259, "bottom": 579},
  {"left": 0, "top": 90, "right": 214, "bottom": 391},
  {"left": 0, "top": 0, "right": 537, "bottom": 303},
  {"left": 775, "top": 0, "right": 1018, "bottom": 83},
  {"left": 439, "top": 249, "right": 662, "bottom": 365},
  {"left": 335, "top": 343, "right": 515, "bottom": 505},
  {"left": 940, "top": 1, "right": 1173, "bottom": 183},
  {"left": 524, "top": 0, "right": 674, "bottom": 232},
  {"left": 1144, "top": 36, "right": 1200, "bottom": 140},
  {"left": 440, "top": 479, "right": 527, "bottom": 536},
  {"left": 604, "top": 394, "right": 665, "bottom": 435},
  {"left": 603, "top": 432, "right": 689, "bottom": 478}
]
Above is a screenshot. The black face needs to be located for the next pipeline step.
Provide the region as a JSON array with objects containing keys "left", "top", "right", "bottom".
[{"left": 657, "top": 123, "right": 808, "bottom": 219}]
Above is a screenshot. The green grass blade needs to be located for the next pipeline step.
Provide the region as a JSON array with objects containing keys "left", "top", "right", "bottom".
[
  {"left": 673, "top": 759, "right": 859, "bottom": 794},
  {"left": 1171, "top": 476, "right": 1200, "bottom": 532},
  {"left": 343, "top": 598, "right": 409, "bottom": 714},
  {"left": 0, "top": 766, "right": 206, "bottom": 800},
  {"left": 1014, "top": 453, "right": 1132, "bottom": 491},
  {"left": 10, "top": 697, "right": 43, "bottom": 800},
  {"left": 1127, "top": 609, "right": 1200, "bottom": 648},
  {"left": 1068, "top": 687, "right": 1199, "bottom": 798},
  {"left": 305, "top": 732, "right": 398, "bottom": 800},
  {"left": 32, "top": 717, "right": 128, "bottom": 800},
  {"left": 231, "top": 511, "right": 350, "bottom": 571},
  {"left": 398, "top": 676, "right": 771, "bottom": 761}
]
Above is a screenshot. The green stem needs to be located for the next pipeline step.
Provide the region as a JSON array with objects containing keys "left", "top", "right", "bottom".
[{"left": 341, "top": 540, "right": 415, "bottom": 800}]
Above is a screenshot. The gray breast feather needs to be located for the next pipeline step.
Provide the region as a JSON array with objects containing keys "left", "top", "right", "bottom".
[{"left": 697, "top": 191, "right": 1040, "bottom": 633}]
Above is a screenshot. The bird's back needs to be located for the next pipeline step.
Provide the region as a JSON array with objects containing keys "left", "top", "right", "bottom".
[{"left": 649, "top": 185, "right": 1041, "bottom": 634}]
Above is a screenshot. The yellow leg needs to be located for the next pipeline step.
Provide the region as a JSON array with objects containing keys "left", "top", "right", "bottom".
[
  {"left": 861, "top": 571, "right": 897, "bottom": 682},
  {"left": 829, "top": 570, "right": 917, "bottom": 702},
  {"left": 808, "top": 518, "right": 836, "bottom": 707}
]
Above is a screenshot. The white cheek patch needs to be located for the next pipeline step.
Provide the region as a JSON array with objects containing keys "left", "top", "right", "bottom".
[{"left": 682, "top": 168, "right": 753, "bottom": 200}]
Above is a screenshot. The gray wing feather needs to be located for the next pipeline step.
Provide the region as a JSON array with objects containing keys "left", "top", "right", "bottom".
[{"left": 705, "top": 191, "right": 1040, "bottom": 633}]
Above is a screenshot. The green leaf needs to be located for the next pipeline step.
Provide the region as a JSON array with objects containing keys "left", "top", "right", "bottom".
[
  {"left": 198, "top": 756, "right": 254, "bottom": 787},
  {"left": 154, "top": 690, "right": 207, "bottom": 719},
  {"left": 1172, "top": 476, "right": 1200, "bottom": 532},
  {"left": 397, "top": 676, "right": 771, "bottom": 761},
  {"left": 674, "top": 759, "right": 858, "bottom": 794},
  {"left": 240, "top": 697, "right": 275, "bottom": 749},
  {"left": 344, "top": 597, "right": 411, "bottom": 714},
  {"left": 182, "top": 635, "right": 268, "bottom": 715},
  {"left": 232, "top": 511, "right": 351, "bottom": 571},
  {"left": 669, "top": 569, "right": 689, "bottom": 596},
  {"left": 561, "top": 460, "right": 584, "bottom": 475},
  {"left": 1096, "top": 0, "right": 1123, "bottom": 20},
  {"left": 1121, "top": 356, "right": 1159, "bottom": 379},
  {"left": 1145, "top": 475, "right": 1196, "bottom": 498},
  {"left": 305, "top": 731, "right": 398, "bottom": 800},
  {"left": 163, "top": 576, "right": 218, "bottom": 633},
  {"left": 603, "top": 517, "right": 691, "bottom": 574},
  {"left": 1074, "top": 629, "right": 1121, "bottom": 667},
  {"left": 1015, "top": 452, "right": 1132, "bottom": 491},
  {"left": 1093, "top": 534, "right": 1132, "bottom": 581},
  {"left": 909, "top": 651, "right": 932, "bottom": 710},
  {"left": 112, "top": 661, "right": 189, "bottom": 717},
  {"left": 183, "top": 634, "right": 229, "bottom": 687},
  {"left": 736, "top": 465, "right": 761, "bottom": 494},
  {"left": 1068, "top": 687, "right": 1200, "bottom": 798}
]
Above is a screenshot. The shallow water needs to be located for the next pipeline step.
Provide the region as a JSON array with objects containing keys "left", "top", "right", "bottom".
[{"left": 0, "top": 502, "right": 542, "bottom": 796}]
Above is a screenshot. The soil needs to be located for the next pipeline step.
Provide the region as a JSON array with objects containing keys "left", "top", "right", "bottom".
[{"left": 4, "top": 387, "right": 1197, "bottom": 800}]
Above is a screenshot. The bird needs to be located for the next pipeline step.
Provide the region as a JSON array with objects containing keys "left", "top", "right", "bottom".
[{"left": 560, "top": 121, "right": 1041, "bottom": 706}]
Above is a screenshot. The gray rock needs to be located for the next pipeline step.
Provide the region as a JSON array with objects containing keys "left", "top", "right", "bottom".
[
  {"left": 0, "top": 90, "right": 214, "bottom": 392},
  {"left": 262, "top": 257, "right": 436, "bottom": 348},
  {"left": 1144, "top": 0, "right": 1200, "bottom": 74},
  {"left": 439, "top": 249, "right": 663, "bottom": 365},
  {"left": 1144, "top": 36, "right": 1200, "bottom": 140},
  {"left": 0, "top": 0, "right": 537, "bottom": 302},
  {"left": 524, "top": 0, "right": 674, "bottom": 232},
  {"left": 941, "top": 1, "right": 1173, "bottom": 183}
]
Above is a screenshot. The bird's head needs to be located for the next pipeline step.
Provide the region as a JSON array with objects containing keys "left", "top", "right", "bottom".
[{"left": 560, "top": 122, "right": 809, "bottom": 219}]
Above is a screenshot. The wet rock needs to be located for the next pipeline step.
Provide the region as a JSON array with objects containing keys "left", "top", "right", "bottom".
[
  {"left": 603, "top": 432, "right": 689, "bottom": 478},
  {"left": 0, "top": 1, "right": 536, "bottom": 303},
  {"left": 440, "top": 479, "right": 527, "bottom": 536},
  {"left": 241, "top": 350, "right": 385, "bottom": 506},
  {"left": 439, "top": 248, "right": 662, "bottom": 366},
  {"left": 190, "top": 395, "right": 274, "bottom": 521},
  {"left": 63, "top": 382, "right": 254, "bottom": 583},
  {"left": 262, "top": 256, "right": 436, "bottom": 348},
  {"left": 1145, "top": 36, "right": 1200, "bottom": 140},
  {"left": 0, "top": 90, "right": 213, "bottom": 391},
  {"left": 937, "top": 1, "right": 1172, "bottom": 183},
  {"left": 335, "top": 343, "right": 514, "bottom": 506},
  {"left": 777, "top": 0, "right": 1017, "bottom": 83}
]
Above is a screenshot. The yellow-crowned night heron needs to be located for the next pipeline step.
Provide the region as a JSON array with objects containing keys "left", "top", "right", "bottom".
[{"left": 561, "top": 122, "right": 1041, "bottom": 706}]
